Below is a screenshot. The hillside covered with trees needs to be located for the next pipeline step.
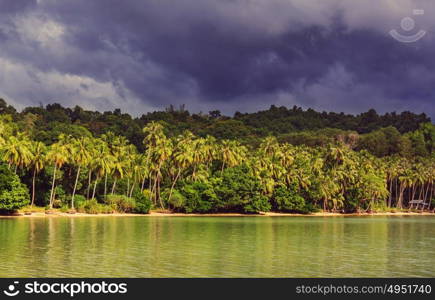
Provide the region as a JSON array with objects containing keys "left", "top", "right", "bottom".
[{"left": 0, "top": 98, "right": 433, "bottom": 214}]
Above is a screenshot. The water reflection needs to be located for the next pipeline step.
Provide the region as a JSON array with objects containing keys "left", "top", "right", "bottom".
[{"left": 0, "top": 216, "right": 434, "bottom": 277}]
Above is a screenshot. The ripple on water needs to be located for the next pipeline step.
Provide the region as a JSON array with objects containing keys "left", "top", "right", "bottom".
[{"left": 0, "top": 216, "right": 434, "bottom": 277}]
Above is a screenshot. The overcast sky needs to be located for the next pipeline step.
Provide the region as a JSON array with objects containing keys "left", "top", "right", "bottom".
[{"left": 0, "top": 0, "right": 434, "bottom": 117}]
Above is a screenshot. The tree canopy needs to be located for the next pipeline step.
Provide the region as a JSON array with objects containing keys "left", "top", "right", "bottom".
[{"left": 0, "top": 99, "right": 433, "bottom": 214}]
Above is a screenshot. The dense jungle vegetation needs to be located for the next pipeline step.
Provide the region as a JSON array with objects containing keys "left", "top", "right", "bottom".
[{"left": 0, "top": 98, "right": 433, "bottom": 214}]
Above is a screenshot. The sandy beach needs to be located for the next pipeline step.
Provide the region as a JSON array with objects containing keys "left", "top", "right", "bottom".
[{"left": 1, "top": 210, "right": 434, "bottom": 218}]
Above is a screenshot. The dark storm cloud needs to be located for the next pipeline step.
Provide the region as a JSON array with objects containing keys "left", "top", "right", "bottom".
[
  {"left": 0, "top": 0, "right": 36, "bottom": 13},
  {"left": 0, "top": 0, "right": 434, "bottom": 117}
]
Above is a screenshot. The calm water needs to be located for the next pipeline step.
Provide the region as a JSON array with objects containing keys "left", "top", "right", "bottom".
[{"left": 0, "top": 216, "right": 434, "bottom": 277}]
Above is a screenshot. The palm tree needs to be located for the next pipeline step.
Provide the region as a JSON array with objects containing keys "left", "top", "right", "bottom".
[
  {"left": 110, "top": 154, "right": 125, "bottom": 195},
  {"left": 138, "top": 153, "right": 150, "bottom": 192},
  {"left": 46, "top": 135, "right": 69, "bottom": 209},
  {"left": 384, "top": 157, "right": 399, "bottom": 207},
  {"left": 398, "top": 170, "right": 413, "bottom": 209},
  {"left": 152, "top": 138, "right": 172, "bottom": 208},
  {"left": 167, "top": 131, "right": 194, "bottom": 202},
  {"left": 203, "top": 135, "right": 218, "bottom": 167},
  {"left": 128, "top": 153, "right": 146, "bottom": 198},
  {"left": 70, "top": 137, "right": 91, "bottom": 209},
  {"left": 100, "top": 133, "right": 128, "bottom": 195},
  {"left": 90, "top": 140, "right": 114, "bottom": 200},
  {"left": 219, "top": 140, "right": 246, "bottom": 172},
  {"left": 143, "top": 122, "right": 172, "bottom": 208},
  {"left": 28, "top": 141, "right": 46, "bottom": 207},
  {"left": 2, "top": 134, "right": 33, "bottom": 173}
]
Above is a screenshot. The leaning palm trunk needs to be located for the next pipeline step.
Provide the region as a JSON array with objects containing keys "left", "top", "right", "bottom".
[
  {"left": 388, "top": 179, "right": 393, "bottom": 207},
  {"left": 129, "top": 183, "right": 136, "bottom": 198},
  {"left": 92, "top": 179, "right": 98, "bottom": 200},
  {"left": 411, "top": 184, "right": 416, "bottom": 202},
  {"left": 418, "top": 184, "right": 424, "bottom": 201},
  {"left": 156, "top": 164, "right": 163, "bottom": 204},
  {"left": 53, "top": 185, "right": 57, "bottom": 205},
  {"left": 151, "top": 175, "right": 158, "bottom": 206},
  {"left": 140, "top": 175, "right": 146, "bottom": 192},
  {"left": 149, "top": 177, "right": 153, "bottom": 199},
  {"left": 323, "top": 198, "right": 328, "bottom": 211},
  {"left": 49, "top": 165, "right": 57, "bottom": 209},
  {"left": 31, "top": 168, "right": 37, "bottom": 207},
  {"left": 397, "top": 183, "right": 405, "bottom": 209},
  {"left": 104, "top": 173, "right": 108, "bottom": 199},
  {"left": 168, "top": 169, "right": 181, "bottom": 203},
  {"left": 157, "top": 176, "right": 164, "bottom": 209},
  {"left": 424, "top": 183, "right": 430, "bottom": 204},
  {"left": 71, "top": 165, "right": 81, "bottom": 209},
  {"left": 86, "top": 170, "right": 92, "bottom": 199},
  {"left": 111, "top": 178, "right": 117, "bottom": 195}
]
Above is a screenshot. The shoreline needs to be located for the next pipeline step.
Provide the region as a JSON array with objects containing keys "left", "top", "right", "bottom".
[{"left": 1, "top": 211, "right": 434, "bottom": 218}]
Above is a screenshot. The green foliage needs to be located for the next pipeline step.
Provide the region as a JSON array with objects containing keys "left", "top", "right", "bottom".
[
  {"left": 8, "top": 100, "right": 432, "bottom": 151},
  {"left": 0, "top": 100, "right": 433, "bottom": 215},
  {"left": 59, "top": 204, "right": 69, "bottom": 213},
  {"left": 405, "top": 130, "right": 429, "bottom": 157},
  {"left": 77, "top": 199, "right": 109, "bottom": 214},
  {"left": 370, "top": 201, "right": 389, "bottom": 213},
  {"left": 162, "top": 189, "right": 186, "bottom": 210},
  {"left": 54, "top": 186, "right": 66, "bottom": 207},
  {"left": 272, "top": 185, "right": 307, "bottom": 213},
  {"left": 105, "top": 195, "right": 136, "bottom": 213},
  {"left": 280, "top": 128, "right": 358, "bottom": 148},
  {"left": 357, "top": 127, "right": 403, "bottom": 157},
  {"left": 71, "top": 194, "right": 86, "bottom": 206},
  {"left": 236, "top": 105, "right": 429, "bottom": 136},
  {"left": 0, "top": 164, "right": 30, "bottom": 213},
  {"left": 419, "top": 123, "right": 435, "bottom": 154},
  {"left": 180, "top": 182, "right": 217, "bottom": 213},
  {"left": 133, "top": 192, "right": 151, "bottom": 214},
  {"left": 43, "top": 185, "right": 66, "bottom": 208},
  {"left": 213, "top": 165, "right": 271, "bottom": 213},
  {"left": 200, "top": 119, "right": 253, "bottom": 141},
  {"left": 34, "top": 122, "right": 92, "bottom": 145},
  {"left": 243, "top": 194, "right": 270, "bottom": 214}
]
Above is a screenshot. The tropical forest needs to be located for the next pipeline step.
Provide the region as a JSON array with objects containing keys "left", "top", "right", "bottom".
[{"left": 0, "top": 98, "right": 433, "bottom": 215}]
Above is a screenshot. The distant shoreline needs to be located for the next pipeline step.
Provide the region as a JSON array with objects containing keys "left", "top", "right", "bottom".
[{"left": 1, "top": 211, "right": 434, "bottom": 218}]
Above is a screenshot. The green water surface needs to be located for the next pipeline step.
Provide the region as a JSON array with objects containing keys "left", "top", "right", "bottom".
[{"left": 0, "top": 216, "right": 434, "bottom": 277}]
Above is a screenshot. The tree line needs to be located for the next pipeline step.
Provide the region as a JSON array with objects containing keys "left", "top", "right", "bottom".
[
  {"left": 0, "top": 99, "right": 431, "bottom": 157},
  {"left": 0, "top": 103, "right": 433, "bottom": 214}
]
